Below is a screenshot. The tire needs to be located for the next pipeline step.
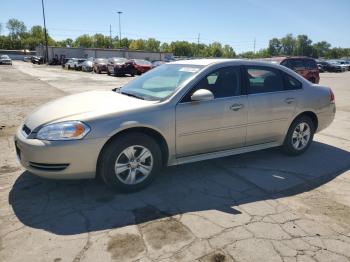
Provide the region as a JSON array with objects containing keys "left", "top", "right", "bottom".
[
  {"left": 283, "top": 115, "right": 315, "bottom": 156},
  {"left": 107, "top": 68, "right": 111, "bottom": 75},
  {"left": 68, "top": 65, "right": 71, "bottom": 70},
  {"left": 98, "top": 132, "right": 162, "bottom": 192}
]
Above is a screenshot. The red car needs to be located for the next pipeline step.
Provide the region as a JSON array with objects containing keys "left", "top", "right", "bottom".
[
  {"left": 93, "top": 58, "right": 108, "bottom": 74},
  {"left": 107, "top": 57, "right": 134, "bottom": 77},
  {"left": 127, "top": 59, "right": 153, "bottom": 75},
  {"left": 264, "top": 56, "right": 320, "bottom": 84}
]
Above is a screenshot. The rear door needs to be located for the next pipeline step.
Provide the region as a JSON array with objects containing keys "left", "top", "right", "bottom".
[{"left": 244, "top": 66, "right": 300, "bottom": 145}]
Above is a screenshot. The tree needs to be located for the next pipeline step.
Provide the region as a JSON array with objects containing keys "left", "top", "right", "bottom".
[
  {"left": 222, "top": 44, "right": 236, "bottom": 58},
  {"left": 56, "top": 38, "right": 73, "bottom": 47},
  {"left": 146, "top": 38, "right": 160, "bottom": 52},
  {"left": 280, "top": 34, "right": 295, "bottom": 55},
  {"left": 170, "top": 41, "right": 194, "bottom": 56},
  {"left": 295, "top": 34, "right": 312, "bottom": 56},
  {"left": 74, "top": 34, "right": 93, "bottom": 48},
  {"left": 129, "top": 39, "right": 147, "bottom": 50},
  {"left": 268, "top": 38, "right": 282, "bottom": 56},
  {"left": 93, "top": 33, "right": 109, "bottom": 48},
  {"left": 160, "top": 42, "right": 171, "bottom": 52},
  {"left": 207, "top": 42, "right": 223, "bottom": 57},
  {"left": 312, "top": 41, "right": 331, "bottom": 58},
  {"left": 6, "top": 18, "right": 26, "bottom": 38}
]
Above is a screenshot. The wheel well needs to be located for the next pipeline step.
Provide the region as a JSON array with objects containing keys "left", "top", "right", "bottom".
[
  {"left": 97, "top": 127, "right": 169, "bottom": 169},
  {"left": 295, "top": 111, "right": 318, "bottom": 130}
]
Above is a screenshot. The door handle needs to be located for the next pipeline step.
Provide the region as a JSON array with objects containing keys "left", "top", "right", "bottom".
[
  {"left": 230, "top": 104, "right": 244, "bottom": 111},
  {"left": 284, "top": 98, "right": 295, "bottom": 104}
]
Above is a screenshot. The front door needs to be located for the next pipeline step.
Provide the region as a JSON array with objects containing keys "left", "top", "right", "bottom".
[{"left": 176, "top": 66, "right": 247, "bottom": 157}]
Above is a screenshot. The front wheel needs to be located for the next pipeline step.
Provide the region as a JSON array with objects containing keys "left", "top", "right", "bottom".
[
  {"left": 283, "top": 116, "right": 315, "bottom": 155},
  {"left": 98, "top": 133, "right": 162, "bottom": 192}
]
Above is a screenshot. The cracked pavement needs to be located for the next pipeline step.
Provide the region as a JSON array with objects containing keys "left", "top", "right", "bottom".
[{"left": 0, "top": 62, "right": 349, "bottom": 262}]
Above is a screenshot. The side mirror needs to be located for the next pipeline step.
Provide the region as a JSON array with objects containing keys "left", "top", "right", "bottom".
[{"left": 191, "top": 89, "right": 214, "bottom": 102}]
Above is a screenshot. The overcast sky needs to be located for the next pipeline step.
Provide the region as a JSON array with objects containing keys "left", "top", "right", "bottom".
[{"left": 1, "top": 0, "right": 349, "bottom": 53}]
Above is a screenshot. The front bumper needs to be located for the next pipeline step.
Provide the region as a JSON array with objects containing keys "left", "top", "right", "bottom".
[{"left": 14, "top": 127, "right": 107, "bottom": 179}]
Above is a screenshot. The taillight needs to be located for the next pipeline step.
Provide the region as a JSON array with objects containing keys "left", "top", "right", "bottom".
[{"left": 330, "top": 89, "right": 335, "bottom": 102}]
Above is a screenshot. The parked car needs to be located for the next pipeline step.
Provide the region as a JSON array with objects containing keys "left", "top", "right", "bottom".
[
  {"left": 317, "top": 60, "right": 343, "bottom": 72},
  {"left": 75, "top": 59, "right": 87, "bottom": 71},
  {"left": 81, "top": 60, "right": 94, "bottom": 72},
  {"left": 128, "top": 59, "right": 153, "bottom": 75},
  {"left": 107, "top": 57, "right": 134, "bottom": 76},
  {"left": 15, "top": 59, "right": 335, "bottom": 192},
  {"left": 0, "top": 55, "right": 12, "bottom": 65},
  {"left": 93, "top": 58, "right": 108, "bottom": 74},
  {"left": 328, "top": 61, "right": 346, "bottom": 72},
  {"left": 23, "top": 56, "right": 32, "bottom": 62},
  {"left": 64, "top": 58, "right": 85, "bottom": 70},
  {"left": 331, "top": 60, "right": 350, "bottom": 71},
  {"left": 152, "top": 60, "right": 166, "bottom": 67},
  {"left": 31, "top": 56, "right": 44, "bottom": 64},
  {"left": 61, "top": 58, "right": 71, "bottom": 68},
  {"left": 64, "top": 59, "right": 76, "bottom": 70},
  {"left": 264, "top": 56, "right": 320, "bottom": 83}
]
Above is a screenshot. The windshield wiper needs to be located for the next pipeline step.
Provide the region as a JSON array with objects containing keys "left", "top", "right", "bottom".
[{"left": 120, "top": 91, "right": 145, "bottom": 100}]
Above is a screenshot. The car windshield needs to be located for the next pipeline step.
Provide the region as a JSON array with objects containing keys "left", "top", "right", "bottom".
[
  {"left": 119, "top": 64, "right": 203, "bottom": 101},
  {"left": 1, "top": 55, "right": 10, "bottom": 59}
]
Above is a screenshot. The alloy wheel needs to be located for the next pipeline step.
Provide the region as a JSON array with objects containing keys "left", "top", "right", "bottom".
[
  {"left": 114, "top": 145, "right": 153, "bottom": 185},
  {"left": 292, "top": 122, "right": 311, "bottom": 150}
]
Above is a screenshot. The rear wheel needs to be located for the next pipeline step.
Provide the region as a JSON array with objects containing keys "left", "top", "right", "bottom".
[
  {"left": 98, "top": 132, "right": 162, "bottom": 192},
  {"left": 283, "top": 116, "right": 315, "bottom": 155}
]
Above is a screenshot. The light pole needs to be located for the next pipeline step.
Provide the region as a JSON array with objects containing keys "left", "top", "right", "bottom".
[
  {"left": 41, "top": 0, "right": 49, "bottom": 63},
  {"left": 117, "top": 11, "right": 123, "bottom": 48}
]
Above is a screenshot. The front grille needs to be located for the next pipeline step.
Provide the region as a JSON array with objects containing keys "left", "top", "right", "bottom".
[
  {"left": 29, "top": 162, "right": 69, "bottom": 171},
  {"left": 22, "top": 125, "right": 31, "bottom": 136}
]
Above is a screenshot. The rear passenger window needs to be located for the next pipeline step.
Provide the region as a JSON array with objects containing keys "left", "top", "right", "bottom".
[
  {"left": 304, "top": 59, "right": 317, "bottom": 69},
  {"left": 289, "top": 59, "right": 304, "bottom": 70},
  {"left": 246, "top": 67, "right": 284, "bottom": 94},
  {"left": 284, "top": 73, "right": 302, "bottom": 90}
]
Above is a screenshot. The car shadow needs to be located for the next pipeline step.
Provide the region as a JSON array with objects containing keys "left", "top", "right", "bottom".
[{"left": 8, "top": 141, "right": 350, "bottom": 235}]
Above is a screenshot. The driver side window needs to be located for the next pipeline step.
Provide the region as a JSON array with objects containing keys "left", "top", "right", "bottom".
[{"left": 181, "top": 66, "right": 241, "bottom": 102}]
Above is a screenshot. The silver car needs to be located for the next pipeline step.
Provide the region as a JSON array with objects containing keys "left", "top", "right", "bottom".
[
  {"left": 0, "top": 55, "right": 12, "bottom": 65},
  {"left": 15, "top": 59, "right": 336, "bottom": 192}
]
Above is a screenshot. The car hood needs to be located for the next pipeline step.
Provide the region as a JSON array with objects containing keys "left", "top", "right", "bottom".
[{"left": 24, "top": 90, "right": 155, "bottom": 130}]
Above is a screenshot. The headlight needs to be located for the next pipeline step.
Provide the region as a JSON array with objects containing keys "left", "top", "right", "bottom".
[{"left": 36, "top": 121, "right": 90, "bottom": 141}]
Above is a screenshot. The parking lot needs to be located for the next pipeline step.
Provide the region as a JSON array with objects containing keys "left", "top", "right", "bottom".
[{"left": 0, "top": 61, "right": 350, "bottom": 262}]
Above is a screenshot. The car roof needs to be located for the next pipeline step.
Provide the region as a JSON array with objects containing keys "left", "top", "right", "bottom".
[
  {"left": 170, "top": 58, "right": 242, "bottom": 66},
  {"left": 169, "top": 58, "right": 292, "bottom": 69}
]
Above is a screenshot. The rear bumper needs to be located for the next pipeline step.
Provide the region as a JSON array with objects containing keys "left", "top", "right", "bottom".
[{"left": 14, "top": 128, "right": 107, "bottom": 179}]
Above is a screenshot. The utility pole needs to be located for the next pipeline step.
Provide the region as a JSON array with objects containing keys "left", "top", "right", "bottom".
[
  {"left": 117, "top": 11, "right": 123, "bottom": 48},
  {"left": 109, "top": 24, "right": 112, "bottom": 48},
  {"left": 197, "top": 33, "right": 200, "bottom": 57},
  {"left": 41, "top": 0, "right": 49, "bottom": 63},
  {"left": 253, "top": 38, "right": 256, "bottom": 53}
]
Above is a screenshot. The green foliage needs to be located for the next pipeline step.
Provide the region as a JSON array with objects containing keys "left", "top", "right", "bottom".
[
  {"left": 6, "top": 18, "right": 26, "bottom": 38},
  {"left": 0, "top": 18, "right": 349, "bottom": 60}
]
